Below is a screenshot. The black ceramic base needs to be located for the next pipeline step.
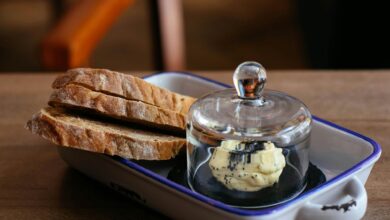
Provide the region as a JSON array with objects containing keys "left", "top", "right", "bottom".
[{"left": 167, "top": 155, "right": 326, "bottom": 209}]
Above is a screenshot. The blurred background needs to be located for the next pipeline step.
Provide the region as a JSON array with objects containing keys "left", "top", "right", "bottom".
[{"left": 0, "top": 0, "right": 389, "bottom": 72}]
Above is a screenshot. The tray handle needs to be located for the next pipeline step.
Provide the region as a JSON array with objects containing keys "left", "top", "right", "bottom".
[{"left": 297, "top": 176, "right": 367, "bottom": 220}]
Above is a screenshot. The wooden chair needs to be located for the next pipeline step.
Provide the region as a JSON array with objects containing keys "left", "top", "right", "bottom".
[{"left": 42, "top": 0, "right": 186, "bottom": 71}]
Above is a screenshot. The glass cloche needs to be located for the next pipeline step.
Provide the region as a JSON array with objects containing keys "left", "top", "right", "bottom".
[{"left": 186, "top": 61, "right": 312, "bottom": 208}]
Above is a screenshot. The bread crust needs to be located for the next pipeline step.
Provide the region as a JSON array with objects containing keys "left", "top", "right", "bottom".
[
  {"left": 49, "top": 84, "right": 186, "bottom": 133},
  {"left": 52, "top": 68, "right": 196, "bottom": 114},
  {"left": 26, "top": 107, "right": 186, "bottom": 160}
]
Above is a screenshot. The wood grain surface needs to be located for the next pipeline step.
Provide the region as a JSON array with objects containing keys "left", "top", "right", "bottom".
[{"left": 0, "top": 71, "right": 388, "bottom": 219}]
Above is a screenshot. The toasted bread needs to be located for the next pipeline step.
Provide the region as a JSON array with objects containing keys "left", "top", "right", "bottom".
[
  {"left": 49, "top": 84, "right": 186, "bottom": 133},
  {"left": 52, "top": 68, "right": 196, "bottom": 114},
  {"left": 26, "top": 107, "right": 186, "bottom": 160}
]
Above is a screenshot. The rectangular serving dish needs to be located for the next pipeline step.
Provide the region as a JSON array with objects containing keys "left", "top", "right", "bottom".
[{"left": 58, "top": 72, "right": 381, "bottom": 220}]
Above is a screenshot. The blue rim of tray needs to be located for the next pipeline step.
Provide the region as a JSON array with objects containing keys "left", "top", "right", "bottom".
[{"left": 115, "top": 72, "right": 382, "bottom": 217}]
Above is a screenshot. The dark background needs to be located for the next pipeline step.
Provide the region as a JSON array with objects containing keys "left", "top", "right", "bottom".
[{"left": 0, "top": 0, "right": 389, "bottom": 71}]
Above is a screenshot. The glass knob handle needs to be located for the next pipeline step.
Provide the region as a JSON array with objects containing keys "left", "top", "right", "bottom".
[{"left": 233, "top": 61, "right": 267, "bottom": 99}]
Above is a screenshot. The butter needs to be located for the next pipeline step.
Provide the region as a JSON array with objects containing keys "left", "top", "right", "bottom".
[{"left": 208, "top": 140, "right": 285, "bottom": 192}]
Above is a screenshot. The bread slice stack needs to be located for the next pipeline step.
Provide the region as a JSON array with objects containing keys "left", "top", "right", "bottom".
[{"left": 26, "top": 68, "right": 196, "bottom": 160}]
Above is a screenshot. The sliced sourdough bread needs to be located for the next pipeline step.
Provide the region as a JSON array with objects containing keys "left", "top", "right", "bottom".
[
  {"left": 26, "top": 107, "right": 186, "bottom": 160},
  {"left": 52, "top": 68, "right": 196, "bottom": 114},
  {"left": 49, "top": 84, "right": 186, "bottom": 133}
]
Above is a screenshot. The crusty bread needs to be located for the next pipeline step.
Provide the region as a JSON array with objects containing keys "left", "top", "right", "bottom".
[
  {"left": 52, "top": 68, "right": 196, "bottom": 114},
  {"left": 49, "top": 84, "right": 186, "bottom": 133},
  {"left": 26, "top": 107, "right": 186, "bottom": 160}
]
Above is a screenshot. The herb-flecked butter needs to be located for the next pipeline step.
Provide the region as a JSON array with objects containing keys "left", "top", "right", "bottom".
[{"left": 208, "top": 140, "right": 286, "bottom": 192}]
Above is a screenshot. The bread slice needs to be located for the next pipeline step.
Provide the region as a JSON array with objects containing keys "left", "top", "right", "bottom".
[
  {"left": 52, "top": 68, "right": 196, "bottom": 114},
  {"left": 49, "top": 84, "right": 186, "bottom": 133},
  {"left": 26, "top": 107, "right": 186, "bottom": 160}
]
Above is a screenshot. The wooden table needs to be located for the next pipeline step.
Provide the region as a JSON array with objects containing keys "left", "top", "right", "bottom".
[{"left": 0, "top": 71, "right": 389, "bottom": 219}]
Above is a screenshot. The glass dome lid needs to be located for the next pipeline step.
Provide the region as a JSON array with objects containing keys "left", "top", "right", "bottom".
[{"left": 188, "top": 61, "right": 312, "bottom": 146}]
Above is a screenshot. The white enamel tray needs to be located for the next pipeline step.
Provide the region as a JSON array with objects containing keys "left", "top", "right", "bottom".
[{"left": 58, "top": 72, "right": 381, "bottom": 220}]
